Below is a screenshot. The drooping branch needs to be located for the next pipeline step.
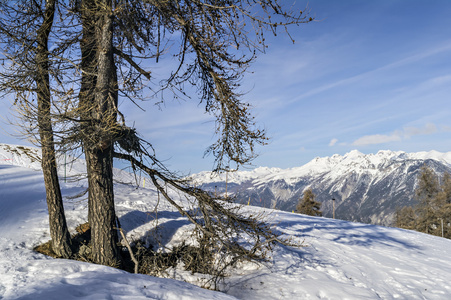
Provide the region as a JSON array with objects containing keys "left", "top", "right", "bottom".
[
  {"left": 112, "top": 135, "right": 299, "bottom": 262},
  {"left": 113, "top": 143, "right": 303, "bottom": 290},
  {"left": 140, "top": 0, "right": 312, "bottom": 172}
]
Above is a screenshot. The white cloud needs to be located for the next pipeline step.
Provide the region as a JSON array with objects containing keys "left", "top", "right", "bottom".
[
  {"left": 352, "top": 133, "right": 402, "bottom": 146},
  {"left": 352, "top": 123, "right": 438, "bottom": 146},
  {"left": 329, "top": 138, "right": 338, "bottom": 146},
  {"left": 403, "top": 123, "right": 437, "bottom": 137}
]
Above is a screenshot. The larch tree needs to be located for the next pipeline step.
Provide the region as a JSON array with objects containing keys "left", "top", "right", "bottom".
[
  {"left": 414, "top": 165, "right": 441, "bottom": 234},
  {"left": 395, "top": 166, "right": 451, "bottom": 239},
  {"left": 71, "top": 0, "right": 314, "bottom": 269},
  {"left": 394, "top": 206, "right": 416, "bottom": 230},
  {"left": 0, "top": 0, "right": 73, "bottom": 258},
  {"left": 438, "top": 172, "right": 451, "bottom": 206},
  {"left": 296, "top": 188, "right": 322, "bottom": 217},
  {"left": 77, "top": 0, "right": 122, "bottom": 267},
  {"left": 3, "top": 0, "right": 314, "bottom": 273},
  {"left": 437, "top": 172, "right": 451, "bottom": 238}
]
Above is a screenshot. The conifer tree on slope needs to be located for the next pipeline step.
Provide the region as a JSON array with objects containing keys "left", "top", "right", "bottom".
[
  {"left": 394, "top": 206, "right": 416, "bottom": 230},
  {"left": 436, "top": 172, "right": 451, "bottom": 238},
  {"left": 414, "top": 165, "right": 441, "bottom": 234},
  {"left": 395, "top": 165, "right": 451, "bottom": 239},
  {"left": 2, "top": 0, "right": 314, "bottom": 267},
  {"left": 296, "top": 188, "right": 322, "bottom": 217},
  {"left": 73, "top": 0, "right": 314, "bottom": 267}
]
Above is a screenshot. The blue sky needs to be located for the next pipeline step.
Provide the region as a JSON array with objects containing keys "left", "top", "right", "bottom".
[{"left": 1, "top": 0, "right": 451, "bottom": 174}]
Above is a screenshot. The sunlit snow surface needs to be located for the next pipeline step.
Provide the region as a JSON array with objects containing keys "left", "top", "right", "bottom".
[{"left": 1, "top": 144, "right": 451, "bottom": 299}]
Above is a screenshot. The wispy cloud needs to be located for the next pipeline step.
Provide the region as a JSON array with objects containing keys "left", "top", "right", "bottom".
[
  {"left": 352, "top": 133, "right": 402, "bottom": 146},
  {"left": 352, "top": 123, "right": 438, "bottom": 146},
  {"left": 287, "top": 41, "right": 451, "bottom": 106},
  {"left": 403, "top": 123, "right": 437, "bottom": 137},
  {"left": 329, "top": 138, "right": 338, "bottom": 146}
]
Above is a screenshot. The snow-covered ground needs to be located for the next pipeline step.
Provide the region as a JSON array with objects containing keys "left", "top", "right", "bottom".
[{"left": 1, "top": 144, "right": 451, "bottom": 299}]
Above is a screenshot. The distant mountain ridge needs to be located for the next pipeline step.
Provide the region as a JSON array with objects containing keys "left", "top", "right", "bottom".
[{"left": 191, "top": 150, "right": 451, "bottom": 226}]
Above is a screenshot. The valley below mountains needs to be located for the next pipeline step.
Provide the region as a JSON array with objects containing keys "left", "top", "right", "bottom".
[{"left": 191, "top": 150, "right": 451, "bottom": 226}]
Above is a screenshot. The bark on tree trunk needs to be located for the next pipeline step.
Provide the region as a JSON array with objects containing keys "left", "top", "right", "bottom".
[
  {"left": 86, "top": 0, "right": 120, "bottom": 266},
  {"left": 79, "top": 0, "right": 97, "bottom": 225},
  {"left": 86, "top": 147, "right": 119, "bottom": 266},
  {"left": 36, "top": 0, "right": 72, "bottom": 258},
  {"left": 39, "top": 142, "right": 73, "bottom": 258}
]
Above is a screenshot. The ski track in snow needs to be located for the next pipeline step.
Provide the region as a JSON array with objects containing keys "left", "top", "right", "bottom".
[{"left": 1, "top": 144, "right": 451, "bottom": 299}]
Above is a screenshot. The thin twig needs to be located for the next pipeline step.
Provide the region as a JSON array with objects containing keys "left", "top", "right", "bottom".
[{"left": 116, "top": 227, "right": 139, "bottom": 274}]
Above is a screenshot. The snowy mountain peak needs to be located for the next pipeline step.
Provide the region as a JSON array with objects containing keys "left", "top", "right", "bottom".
[
  {"left": 4, "top": 143, "right": 451, "bottom": 226},
  {"left": 344, "top": 149, "right": 364, "bottom": 159}
]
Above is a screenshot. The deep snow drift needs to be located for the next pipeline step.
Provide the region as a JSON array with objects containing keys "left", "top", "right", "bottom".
[{"left": 1, "top": 144, "right": 451, "bottom": 299}]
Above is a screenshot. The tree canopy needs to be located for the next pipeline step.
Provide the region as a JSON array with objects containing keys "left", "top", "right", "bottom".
[{"left": 0, "top": 0, "right": 313, "bottom": 280}]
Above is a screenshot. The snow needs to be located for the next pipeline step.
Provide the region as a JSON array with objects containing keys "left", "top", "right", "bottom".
[{"left": 1, "top": 144, "right": 451, "bottom": 299}]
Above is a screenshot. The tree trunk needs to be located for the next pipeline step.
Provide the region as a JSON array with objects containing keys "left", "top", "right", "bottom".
[
  {"left": 86, "top": 147, "right": 119, "bottom": 266},
  {"left": 79, "top": 0, "right": 97, "bottom": 225},
  {"left": 36, "top": 0, "right": 72, "bottom": 258},
  {"left": 82, "top": 0, "right": 120, "bottom": 266}
]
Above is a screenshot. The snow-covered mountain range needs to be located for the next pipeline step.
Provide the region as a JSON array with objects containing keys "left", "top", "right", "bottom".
[{"left": 191, "top": 150, "right": 451, "bottom": 226}]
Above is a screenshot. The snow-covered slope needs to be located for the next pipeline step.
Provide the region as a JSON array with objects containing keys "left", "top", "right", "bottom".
[
  {"left": 0, "top": 146, "right": 235, "bottom": 300},
  {"left": 0, "top": 143, "right": 43, "bottom": 170},
  {"left": 191, "top": 150, "right": 451, "bottom": 225},
  {"left": 1, "top": 144, "right": 451, "bottom": 299},
  {"left": 0, "top": 143, "right": 136, "bottom": 184}
]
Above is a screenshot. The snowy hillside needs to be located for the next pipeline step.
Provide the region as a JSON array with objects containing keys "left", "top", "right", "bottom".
[
  {"left": 0, "top": 143, "right": 136, "bottom": 184},
  {"left": 1, "top": 144, "right": 451, "bottom": 299},
  {"left": 191, "top": 150, "right": 451, "bottom": 225}
]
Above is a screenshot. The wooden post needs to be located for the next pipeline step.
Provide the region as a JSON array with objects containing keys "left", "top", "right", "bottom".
[
  {"left": 225, "top": 169, "right": 228, "bottom": 199},
  {"left": 64, "top": 150, "right": 67, "bottom": 183},
  {"left": 332, "top": 198, "right": 336, "bottom": 219}
]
